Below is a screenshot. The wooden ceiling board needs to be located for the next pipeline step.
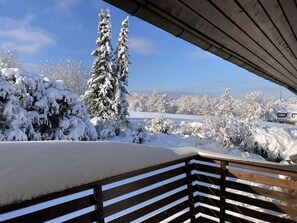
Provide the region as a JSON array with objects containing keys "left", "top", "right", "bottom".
[{"left": 104, "top": 0, "right": 297, "bottom": 94}]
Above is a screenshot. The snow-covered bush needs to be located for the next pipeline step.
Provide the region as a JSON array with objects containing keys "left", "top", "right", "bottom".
[
  {"left": 125, "top": 122, "right": 147, "bottom": 144},
  {"left": 202, "top": 115, "right": 254, "bottom": 149},
  {"left": 177, "top": 121, "right": 203, "bottom": 137},
  {"left": 90, "top": 117, "right": 118, "bottom": 140},
  {"left": 0, "top": 71, "right": 28, "bottom": 140},
  {"left": 145, "top": 117, "right": 176, "bottom": 134},
  {"left": 244, "top": 126, "right": 294, "bottom": 161},
  {"left": 0, "top": 68, "right": 97, "bottom": 141}
]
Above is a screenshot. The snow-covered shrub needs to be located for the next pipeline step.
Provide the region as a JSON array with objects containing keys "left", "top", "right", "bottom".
[
  {"left": 177, "top": 121, "right": 203, "bottom": 137},
  {"left": 0, "top": 68, "right": 97, "bottom": 141},
  {"left": 244, "top": 126, "right": 294, "bottom": 161},
  {"left": 125, "top": 122, "right": 147, "bottom": 144},
  {"left": 145, "top": 117, "right": 176, "bottom": 134},
  {"left": 202, "top": 115, "right": 254, "bottom": 149},
  {"left": 91, "top": 117, "right": 118, "bottom": 140},
  {"left": 0, "top": 71, "right": 28, "bottom": 140}
]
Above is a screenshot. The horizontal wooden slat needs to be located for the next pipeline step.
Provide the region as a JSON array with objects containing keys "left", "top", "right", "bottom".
[
  {"left": 197, "top": 216, "right": 218, "bottom": 223},
  {"left": 103, "top": 165, "right": 187, "bottom": 201},
  {"left": 226, "top": 202, "right": 295, "bottom": 223},
  {"left": 141, "top": 200, "right": 189, "bottom": 223},
  {"left": 195, "top": 195, "right": 220, "bottom": 209},
  {"left": 194, "top": 157, "right": 220, "bottom": 165},
  {"left": 63, "top": 211, "right": 97, "bottom": 223},
  {"left": 226, "top": 190, "right": 297, "bottom": 217},
  {"left": 225, "top": 213, "right": 253, "bottom": 223},
  {"left": 227, "top": 180, "right": 297, "bottom": 204},
  {"left": 192, "top": 173, "right": 221, "bottom": 186},
  {"left": 167, "top": 211, "right": 190, "bottom": 223},
  {"left": 104, "top": 178, "right": 188, "bottom": 217},
  {"left": 197, "top": 205, "right": 220, "bottom": 219},
  {"left": 4, "top": 195, "right": 95, "bottom": 223},
  {"left": 195, "top": 155, "right": 297, "bottom": 175},
  {"left": 0, "top": 187, "right": 94, "bottom": 214},
  {"left": 109, "top": 190, "right": 189, "bottom": 223},
  {"left": 196, "top": 184, "right": 220, "bottom": 197},
  {"left": 193, "top": 163, "right": 221, "bottom": 175},
  {"left": 101, "top": 156, "right": 194, "bottom": 185},
  {"left": 229, "top": 169, "right": 297, "bottom": 190},
  {"left": 229, "top": 162, "right": 297, "bottom": 178}
]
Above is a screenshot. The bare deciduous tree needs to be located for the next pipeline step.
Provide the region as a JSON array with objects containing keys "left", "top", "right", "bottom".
[
  {"left": 0, "top": 49, "right": 23, "bottom": 69},
  {"left": 40, "top": 59, "right": 89, "bottom": 95}
]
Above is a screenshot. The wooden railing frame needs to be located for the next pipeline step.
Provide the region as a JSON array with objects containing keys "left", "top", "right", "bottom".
[{"left": 1, "top": 153, "right": 297, "bottom": 223}]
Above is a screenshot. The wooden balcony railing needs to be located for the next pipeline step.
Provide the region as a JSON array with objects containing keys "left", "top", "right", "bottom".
[{"left": 1, "top": 153, "right": 297, "bottom": 223}]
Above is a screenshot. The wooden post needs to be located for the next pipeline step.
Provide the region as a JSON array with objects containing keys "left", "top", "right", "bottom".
[
  {"left": 220, "top": 161, "right": 227, "bottom": 223},
  {"left": 93, "top": 184, "right": 105, "bottom": 223},
  {"left": 185, "top": 160, "right": 196, "bottom": 222}
]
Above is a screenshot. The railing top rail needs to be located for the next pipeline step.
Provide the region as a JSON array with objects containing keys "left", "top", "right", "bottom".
[{"left": 196, "top": 150, "right": 297, "bottom": 174}]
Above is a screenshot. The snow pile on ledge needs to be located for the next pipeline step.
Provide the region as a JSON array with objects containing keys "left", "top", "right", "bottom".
[
  {"left": 0, "top": 141, "right": 289, "bottom": 207},
  {"left": 0, "top": 141, "right": 197, "bottom": 206}
]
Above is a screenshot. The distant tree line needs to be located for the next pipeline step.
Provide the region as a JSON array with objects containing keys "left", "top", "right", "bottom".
[{"left": 128, "top": 89, "right": 286, "bottom": 121}]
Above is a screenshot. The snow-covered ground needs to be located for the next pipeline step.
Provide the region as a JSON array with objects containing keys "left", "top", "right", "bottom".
[
  {"left": 126, "top": 112, "right": 297, "bottom": 161},
  {"left": 129, "top": 111, "right": 203, "bottom": 123}
]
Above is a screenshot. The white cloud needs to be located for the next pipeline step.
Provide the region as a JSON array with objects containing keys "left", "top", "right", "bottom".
[
  {"left": 129, "top": 37, "right": 156, "bottom": 55},
  {"left": 54, "top": 0, "right": 82, "bottom": 14},
  {"left": 0, "top": 15, "right": 55, "bottom": 55}
]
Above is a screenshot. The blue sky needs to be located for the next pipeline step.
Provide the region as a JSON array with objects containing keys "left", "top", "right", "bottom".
[{"left": 0, "top": 0, "right": 295, "bottom": 98}]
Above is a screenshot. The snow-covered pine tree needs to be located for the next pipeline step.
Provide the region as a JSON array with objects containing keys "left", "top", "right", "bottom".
[
  {"left": 114, "top": 16, "right": 130, "bottom": 127},
  {"left": 84, "top": 9, "right": 116, "bottom": 119}
]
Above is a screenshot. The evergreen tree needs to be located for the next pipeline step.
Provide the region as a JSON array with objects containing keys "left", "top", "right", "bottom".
[
  {"left": 84, "top": 9, "right": 116, "bottom": 119},
  {"left": 114, "top": 17, "right": 130, "bottom": 127}
]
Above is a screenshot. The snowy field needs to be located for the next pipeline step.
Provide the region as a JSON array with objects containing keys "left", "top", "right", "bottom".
[{"left": 125, "top": 112, "right": 297, "bottom": 161}]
